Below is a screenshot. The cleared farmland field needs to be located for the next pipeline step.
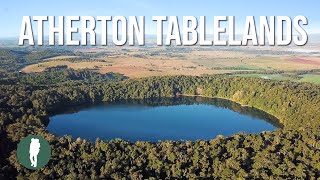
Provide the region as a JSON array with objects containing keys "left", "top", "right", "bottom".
[{"left": 21, "top": 48, "right": 320, "bottom": 80}]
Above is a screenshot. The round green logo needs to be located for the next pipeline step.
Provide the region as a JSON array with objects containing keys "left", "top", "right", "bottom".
[{"left": 17, "top": 135, "right": 51, "bottom": 170}]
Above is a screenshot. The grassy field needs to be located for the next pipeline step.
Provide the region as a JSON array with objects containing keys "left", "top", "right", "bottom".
[
  {"left": 299, "top": 74, "right": 320, "bottom": 84},
  {"left": 236, "top": 73, "right": 320, "bottom": 84},
  {"left": 236, "top": 74, "right": 294, "bottom": 81}
]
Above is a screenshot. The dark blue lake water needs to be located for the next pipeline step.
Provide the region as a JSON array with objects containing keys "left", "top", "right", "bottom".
[{"left": 47, "top": 97, "right": 280, "bottom": 142}]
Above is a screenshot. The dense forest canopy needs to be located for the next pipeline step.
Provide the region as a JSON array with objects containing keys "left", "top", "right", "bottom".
[{"left": 0, "top": 73, "right": 319, "bottom": 179}]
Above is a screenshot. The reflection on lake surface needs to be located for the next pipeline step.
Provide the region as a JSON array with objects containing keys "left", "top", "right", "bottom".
[{"left": 47, "top": 96, "right": 281, "bottom": 142}]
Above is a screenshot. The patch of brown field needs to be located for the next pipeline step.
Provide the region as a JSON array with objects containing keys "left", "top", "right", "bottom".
[
  {"left": 181, "top": 51, "right": 319, "bottom": 71},
  {"left": 287, "top": 57, "right": 320, "bottom": 66},
  {"left": 45, "top": 56, "right": 80, "bottom": 60},
  {"left": 98, "top": 65, "right": 230, "bottom": 78},
  {"left": 21, "top": 61, "right": 112, "bottom": 73},
  {"left": 248, "top": 57, "right": 319, "bottom": 70},
  {"left": 98, "top": 57, "right": 222, "bottom": 78}
]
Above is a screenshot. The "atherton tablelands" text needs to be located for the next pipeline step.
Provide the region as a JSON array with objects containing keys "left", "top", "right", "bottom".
[{"left": 19, "top": 16, "right": 308, "bottom": 46}]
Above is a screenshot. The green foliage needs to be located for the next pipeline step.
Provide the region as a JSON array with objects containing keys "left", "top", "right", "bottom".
[{"left": 0, "top": 75, "right": 319, "bottom": 179}]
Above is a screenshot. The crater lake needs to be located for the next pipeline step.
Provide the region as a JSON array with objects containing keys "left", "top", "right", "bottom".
[{"left": 47, "top": 97, "right": 281, "bottom": 142}]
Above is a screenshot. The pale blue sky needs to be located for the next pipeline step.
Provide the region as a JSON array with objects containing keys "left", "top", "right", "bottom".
[{"left": 0, "top": 0, "right": 319, "bottom": 37}]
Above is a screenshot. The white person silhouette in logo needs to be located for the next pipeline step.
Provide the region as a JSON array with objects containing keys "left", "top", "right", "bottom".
[{"left": 29, "top": 138, "right": 41, "bottom": 167}]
